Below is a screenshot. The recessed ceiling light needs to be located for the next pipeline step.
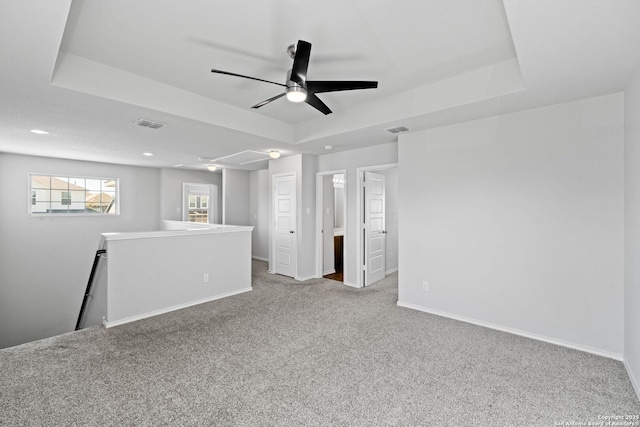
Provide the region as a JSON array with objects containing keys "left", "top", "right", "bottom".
[
  {"left": 142, "top": 152, "right": 154, "bottom": 157},
  {"left": 30, "top": 129, "right": 49, "bottom": 135},
  {"left": 207, "top": 165, "right": 217, "bottom": 172},
  {"left": 269, "top": 150, "right": 281, "bottom": 159},
  {"left": 325, "top": 145, "right": 333, "bottom": 150}
]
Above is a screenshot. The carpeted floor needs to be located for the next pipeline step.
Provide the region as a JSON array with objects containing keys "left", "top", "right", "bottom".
[{"left": 1, "top": 260, "right": 638, "bottom": 426}]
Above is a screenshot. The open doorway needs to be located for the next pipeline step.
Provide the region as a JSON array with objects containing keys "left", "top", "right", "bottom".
[{"left": 315, "top": 170, "right": 347, "bottom": 282}]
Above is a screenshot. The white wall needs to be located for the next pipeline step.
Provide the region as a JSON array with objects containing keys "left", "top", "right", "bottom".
[
  {"left": 398, "top": 93, "right": 624, "bottom": 358},
  {"left": 317, "top": 143, "right": 398, "bottom": 286},
  {"left": 249, "top": 169, "right": 269, "bottom": 260},
  {"left": 624, "top": 71, "right": 640, "bottom": 396},
  {"left": 382, "top": 168, "right": 399, "bottom": 273},
  {"left": 104, "top": 229, "right": 252, "bottom": 326},
  {"left": 0, "top": 153, "right": 160, "bottom": 348},
  {"left": 223, "top": 169, "right": 250, "bottom": 226},
  {"left": 161, "top": 168, "right": 222, "bottom": 223},
  {"left": 300, "top": 155, "right": 318, "bottom": 279}
]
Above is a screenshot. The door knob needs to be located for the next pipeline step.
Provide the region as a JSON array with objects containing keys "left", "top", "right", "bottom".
[{"left": 290, "top": 230, "right": 295, "bottom": 234}]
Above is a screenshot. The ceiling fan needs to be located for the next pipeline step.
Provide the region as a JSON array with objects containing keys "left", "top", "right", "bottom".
[{"left": 211, "top": 40, "right": 378, "bottom": 115}]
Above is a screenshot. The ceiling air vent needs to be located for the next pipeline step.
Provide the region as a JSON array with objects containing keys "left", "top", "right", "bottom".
[
  {"left": 135, "top": 118, "right": 166, "bottom": 129},
  {"left": 385, "top": 125, "right": 411, "bottom": 134}
]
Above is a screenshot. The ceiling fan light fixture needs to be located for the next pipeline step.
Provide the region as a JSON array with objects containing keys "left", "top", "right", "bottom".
[
  {"left": 269, "top": 150, "right": 281, "bottom": 159},
  {"left": 285, "top": 86, "right": 307, "bottom": 103},
  {"left": 211, "top": 40, "right": 377, "bottom": 115}
]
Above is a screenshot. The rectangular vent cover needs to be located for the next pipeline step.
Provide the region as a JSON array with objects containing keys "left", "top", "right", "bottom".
[
  {"left": 385, "top": 125, "right": 411, "bottom": 134},
  {"left": 135, "top": 118, "right": 166, "bottom": 129}
]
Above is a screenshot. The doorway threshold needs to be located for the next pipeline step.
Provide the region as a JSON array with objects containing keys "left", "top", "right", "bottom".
[{"left": 323, "top": 271, "right": 343, "bottom": 282}]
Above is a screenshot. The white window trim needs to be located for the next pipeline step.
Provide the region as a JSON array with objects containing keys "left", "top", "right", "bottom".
[{"left": 28, "top": 173, "right": 120, "bottom": 216}]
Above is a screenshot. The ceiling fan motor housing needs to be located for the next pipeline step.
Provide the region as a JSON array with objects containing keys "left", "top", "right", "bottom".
[{"left": 285, "top": 69, "right": 307, "bottom": 102}]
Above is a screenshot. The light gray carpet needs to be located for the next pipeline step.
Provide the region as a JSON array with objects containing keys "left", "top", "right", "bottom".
[{"left": 1, "top": 260, "right": 638, "bottom": 426}]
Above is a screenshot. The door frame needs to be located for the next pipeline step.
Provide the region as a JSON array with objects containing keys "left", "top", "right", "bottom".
[
  {"left": 315, "top": 169, "right": 347, "bottom": 280},
  {"left": 270, "top": 172, "right": 297, "bottom": 277},
  {"left": 356, "top": 163, "right": 398, "bottom": 288}
]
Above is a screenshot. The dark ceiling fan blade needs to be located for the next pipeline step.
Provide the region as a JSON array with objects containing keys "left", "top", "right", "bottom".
[
  {"left": 290, "top": 40, "right": 311, "bottom": 86},
  {"left": 306, "top": 80, "right": 378, "bottom": 93},
  {"left": 211, "top": 69, "right": 286, "bottom": 87},
  {"left": 305, "top": 93, "right": 332, "bottom": 115},
  {"left": 251, "top": 93, "right": 286, "bottom": 109}
]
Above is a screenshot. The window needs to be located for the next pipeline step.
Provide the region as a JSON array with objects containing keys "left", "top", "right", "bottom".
[
  {"left": 61, "top": 192, "right": 71, "bottom": 206},
  {"left": 188, "top": 194, "right": 210, "bottom": 223},
  {"left": 29, "top": 174, "right": 119, "bottom": 215},
  {"left": 188, "top": 195, "right": 208, "bottom": 209},
  {"left": 182, "top": 183, "right": 216, "bottom": 224}
]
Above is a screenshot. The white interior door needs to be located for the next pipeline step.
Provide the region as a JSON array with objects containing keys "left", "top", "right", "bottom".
[
  {"left": 274, "top": 174, "right": 297, "bottom": 278},
  {"left": 364, "top": 171, "right": 386, "bottom": 286}
]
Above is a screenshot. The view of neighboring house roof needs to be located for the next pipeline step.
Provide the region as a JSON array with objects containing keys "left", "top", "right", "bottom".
[
  {"left": 31, "top": 175, "right": 86, "bottom": 191},
  {"left": 85, "top": 193, "right": 113, "bottom": 204}
]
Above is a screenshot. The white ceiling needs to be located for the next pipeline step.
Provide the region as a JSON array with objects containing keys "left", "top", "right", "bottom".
[{"left": 1, "top": 0, "right": 639, "bottom": 171}]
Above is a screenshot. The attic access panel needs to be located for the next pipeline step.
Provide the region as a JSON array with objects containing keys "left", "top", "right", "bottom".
[{"left": 207, "top": 150, "right": 270, "bottom": 166}]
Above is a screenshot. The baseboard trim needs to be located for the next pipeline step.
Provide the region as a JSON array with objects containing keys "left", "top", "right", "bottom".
[
  {"left": 105, "top": 287, "right": 253, "bottom": 328},
  {"left": 625, "top": 360, "right": 640, "bottom": 401},
  {"left": 396, "top": 301, "right": 623, "bottom": 361},
  {"left": 343, "top": 281, "right": 361, "bottom": 289},
  {"left": 323, "top": 269, "right": 336, "bottom": 275},
  {"left": 295, "top": 275, "right": 315, "bottom": 282},
  {"left": 386, "top": 267, "right": 398, "bottom": 275},
  {"left": 252, "top": 256, "right": 268, "bottom": 262}
]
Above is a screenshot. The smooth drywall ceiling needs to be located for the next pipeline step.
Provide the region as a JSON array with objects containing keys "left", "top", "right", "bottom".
[
  {"left": 624, "top": 70, "right": 640, "bottom": 397},
  {"left": 398, "top": 93, "right": 624, "bottom": 357},
  {"left": 161, "top": 168, "right": 222, "bottom": 223},
  {"left": 0, "top": 153, "right": 160, "bottom": 349},
  {"left": 317, "top": 143, "right": 398, "bottom": 286}
]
